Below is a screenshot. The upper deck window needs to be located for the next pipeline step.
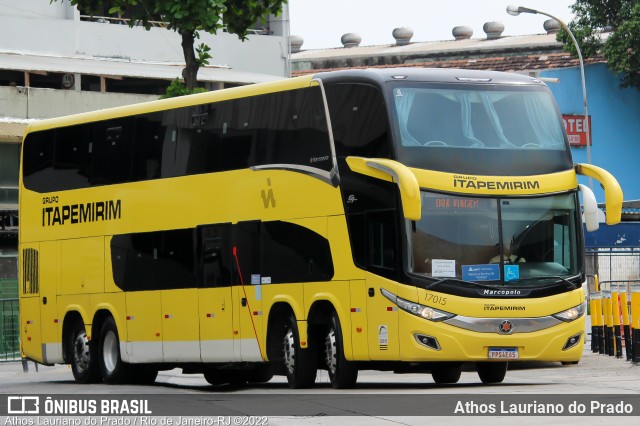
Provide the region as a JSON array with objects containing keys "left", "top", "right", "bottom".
[
  {"left": 393, "top": 85, "right": 565, "bottom": 150},
  {"left": 388, "top": 82, "right": 572, "bottom": 176}
]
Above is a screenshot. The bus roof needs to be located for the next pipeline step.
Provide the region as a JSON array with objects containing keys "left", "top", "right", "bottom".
[{"left": 313, "top": 67, "right": 546, "bottom": 86}]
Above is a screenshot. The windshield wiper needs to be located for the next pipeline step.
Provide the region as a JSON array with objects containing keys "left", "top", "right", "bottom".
[
  {"left": 511, "top": 275, "right": 579, "bottom": 289},
  {"left": 426, "top": 277, "right": 500, "bottom": 290}
]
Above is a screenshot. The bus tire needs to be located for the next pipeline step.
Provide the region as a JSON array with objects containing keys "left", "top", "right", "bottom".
[
  {"left": 324, "top": 312, "right": 358, "bottom": 389},
  {"left": 283, "top": 314, "right": 316, "bottom": 388},
  {"left": 69, "top": 321, "right": 101, "bottom": 384},
  {"left": 98, "top": 316, "right": 130, "bottom": 384},
  {"left": 432, "top": 363, "right": 462, "bottom": 384},
  {"left": 477, "top": 362, "right": 508, "bottom": 384}
]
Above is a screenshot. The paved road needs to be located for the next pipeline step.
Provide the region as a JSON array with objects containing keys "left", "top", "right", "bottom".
[{"left": 1, "top": 345, "right": 639, "bottom": 425}]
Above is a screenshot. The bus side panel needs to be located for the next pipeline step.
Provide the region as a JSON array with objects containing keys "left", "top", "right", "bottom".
[
  {"left": 123, "top": 290, "right": 163, "bottom": 363},
  {"left": 199, "top": 287, "right": 236, "bottom": 362},
  {"left": 348, "top": 279, "right": 369, "bottom": 360},
  {"left": 40, "top": 241, "right": 62, "bottom": 364},
  {"left": 60, "top": 238, "right": 104, "bottom": 295},
  {"left": 19, "top": 243, "right": 42, "bottom": 362},
  {"left": 20, "top": 297, "right": 42, "bottom": 362},
  {"left": 328, "top": 215, "right": 363, "bottom": 281},
  {"left": 161, "top": 289, "right": 200, "bottom": 362},
  {"left": 365, "top": 273, "right": 400, "bottom": 360}
]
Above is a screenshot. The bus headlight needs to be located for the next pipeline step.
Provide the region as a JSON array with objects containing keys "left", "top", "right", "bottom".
[
  {"left": 380, "top": 288, "right": 455, "bottom": 321},
  {"left": 552, "top": 302, "right": 586, "bottom": 322}
]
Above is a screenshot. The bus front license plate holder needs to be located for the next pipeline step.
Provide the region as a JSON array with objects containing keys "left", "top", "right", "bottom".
[{"left": 488, "top": 347, "right": 518, "bottom": 359}]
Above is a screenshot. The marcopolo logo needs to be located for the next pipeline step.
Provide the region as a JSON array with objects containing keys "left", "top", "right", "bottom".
[
  {"left": 7, "top": 396, "right": 39, "bottom": 414},
  {"left": 5, "top": 396, "right": 152, "bottom": 415}
]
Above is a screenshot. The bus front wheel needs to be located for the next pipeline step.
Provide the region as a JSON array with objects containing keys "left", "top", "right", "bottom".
[
  {"left": 69, "top": 322, "right": 101, "bottom": 384},
  {"left": 432, "top": 363, "right": 462, "bottom": 384},
  {"left": 282, "top": 314, "right": 316, "bottom": 388},
  {"left": 324, "top": 312, "right": 358, "bottom": 389},
  {"left": 477, "top": 362, "right": 508, "bottom": 384},
  {"left": 98, "top": 317, "right": 130, "bottom": 384}
]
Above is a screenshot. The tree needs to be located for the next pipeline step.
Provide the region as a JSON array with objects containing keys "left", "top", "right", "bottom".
[
  {"left": 558, "top": 0, "right": 640, "bottom": 90},
  {"left": 53, "top": 0, "right": 287, "bottom": 94}
]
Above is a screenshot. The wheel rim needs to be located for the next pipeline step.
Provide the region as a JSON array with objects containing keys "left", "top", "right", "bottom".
[
  {"left": 283, "top": 328, "right": 295, "bottom": 375},
  {"left": 73, "top": 331, "right": 90, "bottom": 373},
  {"left": 102, "top": 330, "right": 118, "bottom": 374},
  {"left": 324, "top": 327, "right": 337, "bottom": 375}
]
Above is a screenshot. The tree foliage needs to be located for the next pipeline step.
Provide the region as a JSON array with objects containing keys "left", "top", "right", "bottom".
[
  {"left": 52, "top": 0, "right": 286, "bottom": 96},
  {"left": 558, "top": 0, "right": 640, "bottom": 90}
]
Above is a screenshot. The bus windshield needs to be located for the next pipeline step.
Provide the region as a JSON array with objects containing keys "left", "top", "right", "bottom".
[
  {"left": 391, "top": 84, "right": 566, "bottom": 150},
  {"left": 408, "top": 192, "right": 581, "bottom": 284}
]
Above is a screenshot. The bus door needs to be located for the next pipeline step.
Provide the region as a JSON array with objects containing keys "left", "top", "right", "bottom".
[
  {"left": 233, "top": 221, "right": 264, "bottom": 362},
  {"left": 198, "top": 224, "right": 238, "bottom": 362}
]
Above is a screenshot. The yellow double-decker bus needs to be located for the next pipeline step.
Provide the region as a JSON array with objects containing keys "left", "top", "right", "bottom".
[{"left": 19, "top": 68, "right": 622, "bottom": 388}]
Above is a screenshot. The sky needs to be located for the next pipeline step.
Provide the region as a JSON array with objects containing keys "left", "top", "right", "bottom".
[{"left": 289, "top": 0, "right": 576, "bottom": 50}]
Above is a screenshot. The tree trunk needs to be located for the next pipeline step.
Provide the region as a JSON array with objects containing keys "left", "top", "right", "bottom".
[{"left": 180, "top": 30, "right": 200, "bottom": 91}]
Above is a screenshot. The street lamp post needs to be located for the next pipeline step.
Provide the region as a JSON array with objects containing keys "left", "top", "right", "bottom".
[{"left": 506, "top": 5, "right": 592, "bottom": 170}]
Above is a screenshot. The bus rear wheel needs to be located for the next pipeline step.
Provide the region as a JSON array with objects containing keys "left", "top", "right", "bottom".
[
  {"left": 324, "top": 312, "right": 358, "bottom": 389},
  {"left": 99, "top": 317, "right": 131, "bottom": 384},
  {"left": 69, "top": 322, "right": 101, "bottom": 384},
  {"left": 431, "top": 363, "right": 462, "bottom": 384},
  {"left": 282, "top": 314, "right": 316, "bottom": 388},
  {"left": 477, "top": 362, "right": 508, "bottom": 384}
]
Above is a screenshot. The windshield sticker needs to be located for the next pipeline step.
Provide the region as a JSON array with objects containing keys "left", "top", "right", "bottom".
[
  {"left": 462, "top": 264, "right": 500, "bottom": 281},
  {"left": 432, "top": 259, "right": 456, "bottom": 277},
  {"left": 504, "top": 265, "right": 520, "bottom": 282}
]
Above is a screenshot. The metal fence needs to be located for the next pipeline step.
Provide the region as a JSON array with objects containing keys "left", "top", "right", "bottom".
[
  {"left": 0, "top": 298, "right": 19, "bottom": 361},
  {"left": 586, "top": 248, "right": 640, "bottom": 289}
]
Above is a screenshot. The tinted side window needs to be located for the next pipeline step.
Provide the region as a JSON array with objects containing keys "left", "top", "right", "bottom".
[
  {"left": 111, "top": 220, "right": 334, "bottom": 290},
  {"left": 199, "top": 224, "right": 232, "bottom": 287},
  {"left": 23, "top": 87, "right": 333, "bottom": 193},
  {"left": 259, "top": 87, "right": 333, "bottom": 172},
  {"left": 22, "top": 131, "right": 54, "bottom": 192},
  {"left": 53, "top": 124, "right": 93, "bottom": 189},
  {"left": 111, "top": 228, "right": 196, "bottom": 291},
  {"left": 324, "top": 83, "right": 392, "bottom": 159},
  {"left": 261, "top": 221, "right": 334, "bottom": 283},
  {"left": 233, "top": 221, "right": 261, "bottom": 285},
  {"left": 92, "top": 118, "right": 135, "bottom": 185}
]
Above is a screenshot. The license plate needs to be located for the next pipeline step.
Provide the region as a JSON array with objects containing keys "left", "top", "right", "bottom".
[{"left": 488, "top": 347, "right": 519, "bottom": 359}]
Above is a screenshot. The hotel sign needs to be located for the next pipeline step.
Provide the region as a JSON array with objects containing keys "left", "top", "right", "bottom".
[{"left": 562, "top": 114, "right": 592, "bottom": 147}]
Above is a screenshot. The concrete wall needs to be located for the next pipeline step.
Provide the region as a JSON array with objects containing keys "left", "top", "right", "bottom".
[
  {"left": 0, "top": 1, "right": 288, "bottom": 77},
  {"left": 0, "top": 86, "right": 157, "bottom": 119},
  {"left": 542, "top": 64, "right": 640, "bottom": 202}
]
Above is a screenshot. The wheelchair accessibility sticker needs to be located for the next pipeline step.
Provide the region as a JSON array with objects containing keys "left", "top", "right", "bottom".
[{"left": 504, "top": 265, "right": 520, "bottom": 282}]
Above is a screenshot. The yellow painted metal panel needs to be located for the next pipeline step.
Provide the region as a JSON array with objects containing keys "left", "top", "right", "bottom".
[
  {"left": 124, "top": 291, "right": 162, "bottom": 345},
  {"left": 20, "top": 170, "right": 343, "bottom": 244},
  {"left": 348, "top": 280, "right": 368, "bottom": 359},
  {"left": 410, "top": 168, "right": 578, "bottom": 195},
  {"left": 198, "top": 287, "right": 236, "bottom": 360},
  {"left": 39, "top": 241, "right": 60, "bottom": 345},
  {"left": 20, "top": 297, "right": 42, "bottom": 361},
  {"left": 60, "top": 238, "right": 104, "bottom": 295},
  {"left": 161, "top": 289, "right": 200, "bottom": 341},
  {"left": 365, "top": 273, "right": 399, "bottom": 360}
]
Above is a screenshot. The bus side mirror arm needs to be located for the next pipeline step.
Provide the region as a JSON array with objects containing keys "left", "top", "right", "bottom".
[
  {"left": 578, "top": 184, "right": 599, "bottom": 232},
  {"left": 346, "top": 156, "right": 421, "bottom": 221},
  {"left": 575, "top": 163, "right": 623, "bottom": 226}
]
